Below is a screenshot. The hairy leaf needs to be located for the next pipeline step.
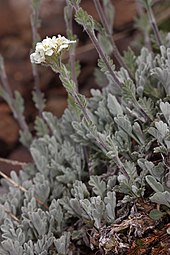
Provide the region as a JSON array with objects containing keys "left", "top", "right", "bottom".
[{"left": 89, "top": 176, "right": 106, "bottom": 198}]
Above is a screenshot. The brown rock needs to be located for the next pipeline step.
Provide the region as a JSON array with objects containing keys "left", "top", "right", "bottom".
[
  {"left": 45, "top": 97, "right": 67, "bottom": 117},
  {"left": 0, "top": 113, "right": 19, "bottom": 146},
  {"left": 0, "top": 103, "right": 11, "bottom": 114},
  {"left": 0, "top": 2, "right": 17, "bottom": 37},
  {"left": 113, "top": 0, "right": 136, "bottom": 29},
  {"left": 0, "top": 145, "right": 32, "bottom": 176}
]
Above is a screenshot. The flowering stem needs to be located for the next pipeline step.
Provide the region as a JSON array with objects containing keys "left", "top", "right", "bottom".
[
  {"left": 59, "top": 62, "right": 129, "bottom": 178},
  {"left": 74, "top": 94, "right": 90, "bottom": 121},
  {"left": 93, "top": 0, "right": 112, "bottom": 35},
  {"left": 65, "top": 3, "right": 78, "bottom": 90},
  {"left": 73, "top": 96, "right": 108, "bottom": 151},
  {"left": 87, "top": 30, "right": 121, "bottom": 89},
  {"left": 93, "top": 0, "right": 130, "bottom": 72},
  {"left": 30, "top": 2, "right": 40, "bottom": 50},
  {"left": 69, "top": 48, "right": 78, "bottom": 91},
  {"left": 32, "top": 64, "right": 41, "bottom": 106},
  {"left": 75, "top": 93, "right": 129, "bottom": 177},
  {"left": 136, "top": 1, "right": 152, "bottom": 51},
  {"left": 145, "top": 1, "right": 162, "bottom": 47},
  {"left": 0, "top": 56, "right": 13, "bottom": 99},
  {"left": 0, "top": 56, "right": 29, "bottom": 133},
  {"left": 72, "top": 3, "right": 122, "bottom": 89},
  {"left": 30, "top": 0, "right": 43, "bottom": 115}
]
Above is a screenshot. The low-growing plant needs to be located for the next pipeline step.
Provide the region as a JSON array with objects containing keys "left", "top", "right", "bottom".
[{"left": 0, "top": 0, "right": 170, "bottom": 254}]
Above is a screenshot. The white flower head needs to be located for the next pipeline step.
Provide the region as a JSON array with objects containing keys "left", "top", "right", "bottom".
[
  {"left": 30, "top": 48, "right": 45, "bottom": 64},
  {"left": 41, "top": 37, "right": 54, "bottom": 56},
  {"left": 55, "top": 35, "right": 76, "bottom": 53},
  {"left": 30, "top": 35, "right": 76, "bottom": 64}
]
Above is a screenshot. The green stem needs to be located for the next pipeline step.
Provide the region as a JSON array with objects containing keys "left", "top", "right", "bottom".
[
  {"left": 72, "top": 3, "right": 122, "bottom": 89},
  {"left": 0, "top": 56, "right": 29, "bottom": 133},
  {"left": 146, "top": 1, "right": 162, "bottom": 47},
  {"left": 87, "top": 30, "right": 121, "bottom": 89},
  {"left": 59, "top": 62, "right": 129, "bottom": 178},
  {"left": 93, "top": 0, "right": 129, "bottom": 71},
  {"left": 30, "top": 0, "right": 43, "bottom": 115},
  {"left": 0, "top": 56, "right": 13, "bottom": 99},
  {"left": 65, "top": 3, "right": 78, "bottom": 90}
]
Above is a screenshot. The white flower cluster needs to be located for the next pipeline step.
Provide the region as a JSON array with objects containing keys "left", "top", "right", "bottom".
[{"left": 30, "top": 35, "right": 76, "bottom": 64}]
